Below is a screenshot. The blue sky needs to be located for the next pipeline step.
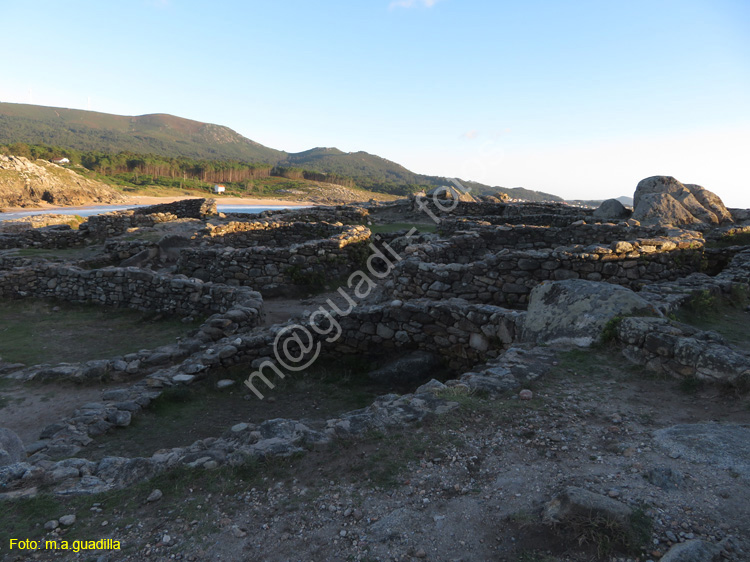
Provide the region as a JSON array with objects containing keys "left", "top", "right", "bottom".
[{"left": 2, "top": 0, "right": 749, "bottom": 206}]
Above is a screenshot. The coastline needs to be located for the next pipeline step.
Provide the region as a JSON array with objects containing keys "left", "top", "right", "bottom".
[{"left": 1, "top": 195, "right": 316, "bottom": 215}]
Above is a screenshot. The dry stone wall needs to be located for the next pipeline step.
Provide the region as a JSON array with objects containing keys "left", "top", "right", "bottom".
[
  {"left": 183, "top": 298, "right": 524, "bottom": 376},
  {"left": 616, "top": 316, "right": 750, "bottom": 385},
  {"left": 200, "top": 220, "right": 359, "bottom": 248},
  {"left": 0, "top": 264, "right": 263, "bottom": 322},
  {"left": 437, "top": 220, "right": 687, "bottom": 253},
  {"left": 0, "top": 225, "right": 84, "bottom": 250},
  {"left": 176, "top": 224, "right": 371, "bottom": 295},
  {"left": 607, "top": 249, "right": 750, "bottom": 384},
  {"left": 81, "top": 199, "right": 216, "bottom": 238},
  {"left": 255, "top": 205, "right": 369, "bottom": 224},
  {"left": 414, "top": 199, "right": 593, "bottom": 224},
  {"left": 390, "top": 236, "right": 705, "bottom": 307}
]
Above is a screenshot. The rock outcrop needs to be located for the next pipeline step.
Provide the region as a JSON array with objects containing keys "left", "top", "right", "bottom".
[
  {"left": 521, "top": 280, "right": 659, "bottom": 346},
  {"left": 593, "top": 198, "right": 630, "bottom": 220},
  {"left": 632, "top": 176, "right": 732, "bottom": 226},
  {"left": 0, "top": 428, "right": 25, "bottom": 467},
  {"left": 660, "top": 539, "right": 723, "bottom": 562},
  {"left": 543, "top": 486, "right": 633, "bottom": 528},
  {"left": 0, "top": 155, "right": 125, "bottom": 208}
]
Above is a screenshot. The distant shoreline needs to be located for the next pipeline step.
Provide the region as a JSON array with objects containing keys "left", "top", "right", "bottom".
[{"left": 1, "top": 195, "right": 317, "bottom": 215}]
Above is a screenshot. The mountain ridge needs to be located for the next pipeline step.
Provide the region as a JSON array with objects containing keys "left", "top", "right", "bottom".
[{"left": 0, "top": 102, "right": 575, "bottom": 203}]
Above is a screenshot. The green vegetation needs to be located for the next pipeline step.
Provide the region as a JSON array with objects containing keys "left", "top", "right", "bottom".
[
  {"left": 368, "top": 222, "right": 437, "bottom": 234},
  {"left": 599, "top": 316, "right": 624, "bottom": 345},
  {"left": 91, "top": 356, "right": 380, "bottom": 459},
  {"left": 0, "top": 102, "right": 284, "bottom": 162},
  {"left": 560, "top": 505, "right": 652, "bottom": 557},
  {"left": 0, "top": 103, "right": 566, "bottom": 200},
  {"left": 674, "top": 287, "right": 750, "bottom": 348},
  {"left": 14, "top": 246, "right": 102, "bottom": 262},
  {"left": 0, "top": 299, "right": 202, "bottom": 365},
  {"left": 706, "top": 230, "right": 750, "bottom": 249}
]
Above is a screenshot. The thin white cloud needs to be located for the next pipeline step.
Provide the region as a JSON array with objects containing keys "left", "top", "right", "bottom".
[
  {"left": 389, "top": 0, "right": 441, "bottom": 10},
  {"left": 462, "top": 130, "right": 479, "bottom": 140}
]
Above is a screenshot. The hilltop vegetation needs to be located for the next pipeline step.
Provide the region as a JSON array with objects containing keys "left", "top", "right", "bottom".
[
  {"left": 0, "top": 103, "right": 284, "bottom": 163},
  {"left": 0, "top": 102, "right": 571, "bottom": 202}
]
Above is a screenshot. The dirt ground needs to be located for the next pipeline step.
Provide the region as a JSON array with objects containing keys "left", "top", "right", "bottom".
[
  {"left": 0, "top": 381, "right": 129, "bottom": 445},
  {"left": 2, "top": 345, "right": 749, "bottom": 562}
]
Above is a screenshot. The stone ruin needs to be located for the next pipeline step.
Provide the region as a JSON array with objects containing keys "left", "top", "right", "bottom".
[{"left": 0, "top": 178, "right": 748, "bottom": 512}]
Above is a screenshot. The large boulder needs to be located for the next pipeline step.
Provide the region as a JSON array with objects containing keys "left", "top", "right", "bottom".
[
  {"left": 654, "top": 423, "right": 750, "bottom": 480},
  {"left": 632, "top": 176, "right": 732, "bottom": 226},
  {"left": 660, "top": 540, "right": 722, "bottom": 562},
  {"left": 684, "top": 184, "right": 734, "bottom": 224},
  {"left": 521, "top": 280, "right": 659, "bottom": 346},
  {"left": 0, "top": 428, "right": 25, "bottom": 467},
  {"left": 543, "top": 486, "right": 633, "bottom": 528},
  {"left": 593, "top": 198, "right": 630, "bottom": 220}
]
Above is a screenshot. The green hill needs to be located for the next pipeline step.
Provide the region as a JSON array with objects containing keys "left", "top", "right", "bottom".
[
  {"left": 285, "top": 148, "right": 423, "bottom": 184},
  {"left": 0, "top": 102, "right": 285, "bottom": 162},
  {"left": 0, "top": 102, "right": 571, "bottom": 202}
]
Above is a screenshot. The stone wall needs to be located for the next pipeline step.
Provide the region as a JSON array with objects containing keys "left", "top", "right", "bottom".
[
  {"left": 326, "top": 299, "right": 522, "bottom": 370},
  {"left": 200, "top": 220, "right": 359, "bottom": 248},
  {"left": 0, "top": 256, "right": 38, "bottom": 270},
  {"left": 103, "top": 239, "right": 157, "bottom": 262},
  {"left": 0, "top": 264, "right": 263, "bottom": 323},
  {"left": 133, "top": 198, "right": 216, "bottom": 218},
  {"left": 616, "top": 316, "right": 749, "bottom": 385},
  {"left": 414, "top": 198, "right": 593, "bottom": 223},
  {"left": 0, "top": 226, "right": 85, "bottom": 250},
  {"left": 255, "top": 205, "right": 369, "bottom": 224},
  {"left": 389, "top": 237, "right": 705, "bottom": 307},
  {"left": 200, "top": 298, "right": 524, "bottom": 375},
  {"left": 176, "top": 225, "right": 372, "bottom": 295},
  {"left": 81, "top": 199, "right": 216, "bottom": 238},
  {"left": 437, "top": 220, "right": 686, "bottom": 253},
  {"left": 610, "top": 249, "right": 750, "bottom": 385}
]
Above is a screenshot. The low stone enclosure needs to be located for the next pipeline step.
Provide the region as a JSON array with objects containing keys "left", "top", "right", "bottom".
[
  {"left": 2, "top": 247, "right": 749, "bottom": 498},
  {"left": 101, "top": 219, "right": 374, "bottom": 295},
  {"left": 412, "top": 197, "right": 594, "bottom": 226},
  {"left": 0, "top": 199, "right": 219, "bottom": 251},
  {"left": 388, "top": 222, "right": 708, "bottom": 307},
  {"left": 80, "top": 198, "right": 218, "bottom": 238},
  {"left": 0, "top": 264, "right": 263, "bottom": 322},
  {"left": 1, "top": 194, "right": 750, "bottom": 503}
]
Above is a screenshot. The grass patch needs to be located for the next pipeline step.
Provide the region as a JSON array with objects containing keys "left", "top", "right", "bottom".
[
  {"left": 674, "top": 289, "right": 750, "bottom": 348},
  {"left": 554, "top": 348, "right": 603, "bottom": 377},
  {"left": 561, "top": 505, "right": 653, "bottom": 557},
  {"left": 13, "top": 246, "right": 103, "bottom": 262},
  {"left": 90, "top": 356, "right": 381, "bottom": 460},
  {"left": 706, "top": 230, "right": 750, "bottom": 249},
  {"left": 599, "top": 316, "right": 623, "bottom": 345},
  {"left": 0, "top": 299, "right": 202, "bottom": 365},
  {"left": 369, "top": 222, "right": 437, "bottom": 234}
]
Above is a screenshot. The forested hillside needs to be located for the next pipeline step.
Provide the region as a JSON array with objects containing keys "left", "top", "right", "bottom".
[{"left": 0, "top": 102, "right": 570, "bottom": 202}]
